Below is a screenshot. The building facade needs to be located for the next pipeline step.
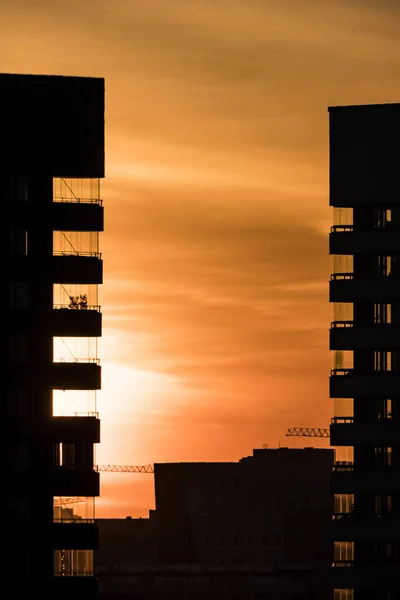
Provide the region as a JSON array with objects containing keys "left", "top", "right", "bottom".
[
  {"left": 98, "top": 564, "right": 314, "bottom": 600},
  {"left": 96, "top": 448, "right": 332, "bottom": 599},
  {"left": 329, "top": 103, "right": 400, "bottom": 599},
  {"left": 153, "top": 448, "right": 332, "bottom": 572},
  {"left": 1, "top": 74, "right": 105, "bottom": 598}
]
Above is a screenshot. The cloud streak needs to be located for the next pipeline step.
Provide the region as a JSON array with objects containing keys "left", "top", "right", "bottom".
[{"left": 1, "top": 0, "right": 399, "bottom": 515}]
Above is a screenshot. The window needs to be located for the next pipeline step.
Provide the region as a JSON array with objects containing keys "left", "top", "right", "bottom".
[
  {"left": 334, "top": 541, "right": 354, "bottom": 562},
  {"left": 334, "top": 590, "right": 353, "bottom": 600},
  {"left": 334, "top": 494, "right": 354, "bottom": 514},
  {"left": 9, "top": 282, "right": 29, "bottom": 309}
]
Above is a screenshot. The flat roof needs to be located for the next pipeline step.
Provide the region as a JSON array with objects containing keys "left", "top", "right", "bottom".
[
  {"left": 328, "top": 102, "right": 400, "bottom": 112},
  {"left": 0, "top": 72, "right": 103, "bottom": 81}
]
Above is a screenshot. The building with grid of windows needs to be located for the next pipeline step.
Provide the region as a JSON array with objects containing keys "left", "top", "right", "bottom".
[
  {"left": 1, "top": 73, "right": 104, "bottom": 598},
  {"left": 329, "top": 102, "right": 400, "bottom": 600}
]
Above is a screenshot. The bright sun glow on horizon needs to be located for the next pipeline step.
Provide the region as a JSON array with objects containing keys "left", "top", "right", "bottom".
[{"left": 3, "top": 0, "right": 398, "bottom": 515}]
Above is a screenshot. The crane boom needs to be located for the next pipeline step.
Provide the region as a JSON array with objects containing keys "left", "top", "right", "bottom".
[
  {"left": 285, "top": 427, "right": 330, "bottom": 438},
  {"left": 54, "top": 497, "right": 84, "bottom": 506},
  {"left": 96, "top": 464, "right": 154, "bottom": 473}
]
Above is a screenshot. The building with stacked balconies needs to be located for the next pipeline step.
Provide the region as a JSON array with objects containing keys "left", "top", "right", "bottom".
[
  {"left": 1, "top": 73, "right": 104, "bottom": 598},
  {"left": 329, "top": 102, "right": 400, "bottom": 600}
]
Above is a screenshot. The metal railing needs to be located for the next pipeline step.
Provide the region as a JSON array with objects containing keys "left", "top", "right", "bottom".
[
  {"left": 331, "top": 320, "right": 397, "bottom": 327},
  {"left": 58, "top": 411, "right": 99, "bottom": 418},
  {"left": 331, "top": 368, "right": 353, "bottom": 376},
  {"left": 53, "top": 303, "right": 101, "bottom": 312},
  {"left": 330, "top": 225, "right": 354, "bottom": 233},
  {"left": 331, "top": 272, "right": 353, "bottom": 280},
  {"left": 54, "top": 571, "right": 96, "bottom": 577},
  {"left": 332, "top": 415, "right": 395, "bottom": 423},
  {"left": 332, "top": 463, "right": 354, "bottom": 471},
  {"left": 54, "top": 196, "right": 103, "bottom": 206},
  {"left": 332, "top": 512, "right": 354, "bottom": 520},
  {"left": 331, "top": 320, "right": 353, "bottom": 328},
  {"left": 53, "top": 251, "right": 102, "bottom": 259},
  {"left": 54, "top": 517, "right": 95, "bottom": 523},
  {"left": 54, "top": 358, "right": 100, "bottom": 365}
]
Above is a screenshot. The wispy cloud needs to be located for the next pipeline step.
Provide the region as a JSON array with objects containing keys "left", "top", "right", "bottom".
[{"left": 1, "top": 0, "right": 399, "bottom": 515}]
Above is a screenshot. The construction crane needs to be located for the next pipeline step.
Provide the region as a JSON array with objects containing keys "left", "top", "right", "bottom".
[
  {"left": 54, "top": 497, "right": 84, "bottom": 506},
  {"left": 285, "top": 427, "right": 330, "bottom": 438},
  {"left": 96, "top": 464, "right": 154, "bottom": 473},
  {"left": 53, "top": 466, "right": 154, "bottom": 507}
]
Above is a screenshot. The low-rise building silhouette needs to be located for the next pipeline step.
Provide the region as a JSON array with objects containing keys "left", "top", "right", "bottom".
[{"left": 98, "top": 447, "right": 333, "bottom": 599}]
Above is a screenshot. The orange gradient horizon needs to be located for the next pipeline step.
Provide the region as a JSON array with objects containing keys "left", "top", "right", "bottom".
[{"left": 1, "top": 0, "right": 400, "bottom": 517}]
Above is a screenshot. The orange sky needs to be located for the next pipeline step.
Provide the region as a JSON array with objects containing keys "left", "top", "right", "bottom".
[{"left": 1, "top": 0, "right": 400, "bottom": 517}]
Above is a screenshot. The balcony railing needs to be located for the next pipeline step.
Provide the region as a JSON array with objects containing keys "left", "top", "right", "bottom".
[
  {"left": 331, "top": 225, "right": 354, "bottom": 233},
  {"left": 54, "top": 571, "right": 96, "bottom": 577},
  {"left": 330, "top": 224, "right": 395, "bottom": 233},
  {"left": 55, "top": 358, "right": 100, "bottom": 365},
  {"left": 333, "top": 463, "right": 355, "bottom": 471},
  {"left": 331, "top": 320, "right": 396, "bottom": 327},
  {"left": 332, "top": 512, "right": 354, "bottom": 520},
  {"left": 54, "top": 196, "right": 103, "bottom": 206},
  {"left": 333, "top": 560, "right": 400, "bottom": 568},
  {"left": 333, "top": 463, "right": 400, "bottom": 472},
  {"left": 331, "top": 272, "right": 354, "bottom": 280},
  {"left": 331, "top": 416, "right": 354, "bottom": 424},
  {"left": 331, "top": 273, "right": 398, "bottom": 281},
  {"left": 332, "top": 512, "right": 397, "bottom": 521},
  {"left": 54, "top": 517, "right": 95, "bottom": 523},
  {"left": 54, "top": 304, "right": 101, "bottom": 312},
  {"left": 331, "top": 368, "right": 400, "bottom": 378},
  {"left": 331, "top": 320, "right": 353, "bottom": 328},
  {"left": 331, "top": 368, "right": 352, "bottom": 376},
  {"left": 331, "top": 416, "right": 394, "bottom": 424},
  {"left": 53, "top": 251, "right": 102, "bottom": 259}
]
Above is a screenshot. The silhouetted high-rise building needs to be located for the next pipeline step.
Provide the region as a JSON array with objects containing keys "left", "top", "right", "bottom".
[
  {"left": 329, "top": 102, "right": 400, "bottom": 600},
  {"left": 1, "top": 74, "right": 105, "bottom": 598}
]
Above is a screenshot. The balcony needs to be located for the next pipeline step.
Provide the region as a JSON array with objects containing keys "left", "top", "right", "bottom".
[
  {"left": 332, "top": 466, "right": 400, "bottom": 494},
  {"left": 330, "top": 369, "right": 400, "bottom": 398},
  {"left": 332, "top": 514, "right": 400, "bottom": 542},
  {"left": 51, "top": 361, "right": 101, "bottom": 390},
  {"left": 330, "top": 225, "right": 400, "bottom": 255},
  {"left": 330, "top": 273, "right": 400, "bottom": 303},
  {"left": 52, "top": 521, "right": 99, "bottom": 550},
  {"left": 330, "top": 321, "right": 400, "bottom": 351},
  {"left": 52, "top": 200, "right": 104, "bottom": 232},
  {"left": 6, "top": 362, "right": 101, "bottom": 390},
  {"left": 52, "top": 468, "right": 100, "bottom": 496},
  {"left": 50, "top": 576, "right": 97, "bottom": 599},
  {"left": 331, "top": 417, "right": 400, "bottom": 447},
  {"left": 52, "top": 254, "right": 102, "bottom": 285},
  {"left": 52, "top": 306, "right": 102, "bottom": 337},
  {"left": 332, "top": 562, "right": 400, "bottom": 591},
  {"left": 51, "top": 415, "right": 100, "bottom": 444}
]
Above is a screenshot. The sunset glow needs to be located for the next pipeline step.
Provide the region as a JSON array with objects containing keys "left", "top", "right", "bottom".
[{"left": 2, "top": 0, "right": 399, "bottom": 517}]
